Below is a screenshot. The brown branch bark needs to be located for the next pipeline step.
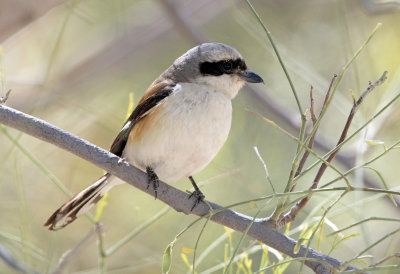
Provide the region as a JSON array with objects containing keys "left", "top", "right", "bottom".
[
  {"left": 290, "top": 74, "right": 338, "bottom": 193},
  {"left": 277, "top": 71, "right": 388, "bottom": 227},
  {"left": 0, "top": 104, "right": 357, "bottom": 274}
]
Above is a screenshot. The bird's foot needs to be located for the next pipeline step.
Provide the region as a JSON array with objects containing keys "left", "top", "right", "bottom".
[
  {"left": 188, "top": 189, "right": 205, "bottom": 211},
  {"left": 146, "top": 166, "right": 160, "bottom": 199},
  {"left": 188, "top": 176, "right": 205, "bottom": 211}
]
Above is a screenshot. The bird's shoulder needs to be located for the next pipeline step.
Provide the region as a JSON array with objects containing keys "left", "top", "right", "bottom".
[{"left": 109, "top": 79, "right": 175, "bottom": 156}]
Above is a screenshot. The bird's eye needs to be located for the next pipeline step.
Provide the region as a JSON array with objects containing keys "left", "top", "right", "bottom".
[{"left": 221, "top": 61, "right": 233, "bottom": 73}]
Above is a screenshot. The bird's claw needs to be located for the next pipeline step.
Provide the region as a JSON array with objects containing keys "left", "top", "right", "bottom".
[
  {"left": 188, "top": 190, "right": 205, "bottom": 211},
  {"left": 146, "top": 167, "right": 160, "bottom": 199}
]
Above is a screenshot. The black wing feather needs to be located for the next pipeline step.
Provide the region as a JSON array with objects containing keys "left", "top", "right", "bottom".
[{"left": 110, "top": 88, "right": 173, "bottom": 156}]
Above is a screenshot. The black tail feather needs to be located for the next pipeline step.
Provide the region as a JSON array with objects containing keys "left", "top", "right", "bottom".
[{"left": 44, "top": 173, "right": 111, "bottom": 230}]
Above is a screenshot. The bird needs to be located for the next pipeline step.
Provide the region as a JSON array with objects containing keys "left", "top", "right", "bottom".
[{"left": 44, "top": 42, "right": 264, "bottom": 230}]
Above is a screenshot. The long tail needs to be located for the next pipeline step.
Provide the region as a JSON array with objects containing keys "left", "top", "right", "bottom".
[{"left": 44, "top": 173, "right": 113, "bottom": 230}]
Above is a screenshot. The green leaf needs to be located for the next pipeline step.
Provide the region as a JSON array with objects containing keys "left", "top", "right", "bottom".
[
  {"left": 125, "top": 92, "right": 135, "bottom": 120},
  {"left": 365, "top": 139, "right": 385, "bottom": 146},
  {"left": 293, "top": 238, "right": 307, "bottom": 254},
  {"left": 364, "top": 166, "right": 397, "bottom": 207},
  {"left": 284, "top": 223, "right": 290, "bottom": 236},
  {"left": 244, "top": 253, "right": 253, "bottom": 273},
  {"left": 224, "top": 226, "right": 233, "bottom": 246},
  {"left": 274, "top": 257, "right": 291, "bottom": 274},
  {"left": 258, "top": 243, "right": 270, "bottom": 272},
  {"left": 180, "top": 253, "right": 193, "bottom": 271},
  {"left": 293, "top": 222, "right": 319, "bottom": 254},
  {"left": 162, "top": 243, "right": 173, "bottom": 274},
  {"left": 349, "top": 89, "right": 356, "bottom": 103},
  {"left": 95, "top": 192, "right": 109, "bottom": 222}
]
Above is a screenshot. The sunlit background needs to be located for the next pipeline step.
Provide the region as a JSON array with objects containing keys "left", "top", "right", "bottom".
[{"left": 1, "top": 0, "right": 400, "bottom": 273}]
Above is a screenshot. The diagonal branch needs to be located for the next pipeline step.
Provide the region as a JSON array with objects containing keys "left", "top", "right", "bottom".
[
  {"left": 291, "top": 74, "right": 338, "bottom": 192},
  {"left": 0, "top": 104, "right": 357, "bottom": 274},
  {"left": 277, "top": 71, "right": 388, "bottom": 227}
]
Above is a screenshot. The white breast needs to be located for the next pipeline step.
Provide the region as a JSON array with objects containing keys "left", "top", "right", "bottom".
[{"left": 123, "top": 83, "right": 233, "bottom": 182}]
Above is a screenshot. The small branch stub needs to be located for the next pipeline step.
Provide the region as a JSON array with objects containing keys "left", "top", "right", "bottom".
[{"left": 0, "top": 89, "right": 11, "bottom": 104}]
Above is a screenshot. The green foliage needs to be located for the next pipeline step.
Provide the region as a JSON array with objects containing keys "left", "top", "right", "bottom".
[
  {"left": 294, "top": 223, "right": 320, "bottom": 255},
  {"left": 328, "top": 233, "right": 360, "bottom": 256},
  {"left": 95, "top": 192, "right": 109, "bottom": 222},
  {"left": 162, "top": 243, "right": 173, "bottom": 274}
]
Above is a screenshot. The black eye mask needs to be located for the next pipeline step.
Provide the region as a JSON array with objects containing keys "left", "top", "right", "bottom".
[{"left": 199, "top": 59, "right": 247, "bottom": 76}]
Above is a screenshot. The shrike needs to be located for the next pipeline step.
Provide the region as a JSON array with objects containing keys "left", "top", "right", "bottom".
[{"left": 45, "top": 42, "right": 263, "bottom": 230}]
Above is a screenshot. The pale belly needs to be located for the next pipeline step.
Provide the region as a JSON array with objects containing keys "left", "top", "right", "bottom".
[{"left": 123, "top": 84, "right": 232, "bottom": 182}]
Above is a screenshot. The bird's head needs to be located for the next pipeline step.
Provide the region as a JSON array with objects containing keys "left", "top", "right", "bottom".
[{"left": 162, "top": 42, "right": 264, "bottom": 99}]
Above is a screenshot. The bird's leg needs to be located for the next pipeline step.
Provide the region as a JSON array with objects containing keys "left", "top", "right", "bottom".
[
  {"left": 188, "top": 176, "right": 205, "bottom": 211},
  {"left": 146, "top": 166, "right": 160, "bottom": 199}
]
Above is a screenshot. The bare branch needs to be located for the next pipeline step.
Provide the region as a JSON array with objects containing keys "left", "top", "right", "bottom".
[
  {"left": 291, "top": 74, "right": 337, "bottom": 192},
  {"left": 278, "top": 71, "right": 388, "bottom": 227},
  {"left": 0, "top": 104, "right": 357, "bottom": 274},
  {"left": 310, "top": 86, "right": 317, "bottom": 124}
]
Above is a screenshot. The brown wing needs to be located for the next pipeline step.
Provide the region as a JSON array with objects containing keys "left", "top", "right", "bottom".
[{"left": 110, "top": 80, "right": 175, "bottom": 157}]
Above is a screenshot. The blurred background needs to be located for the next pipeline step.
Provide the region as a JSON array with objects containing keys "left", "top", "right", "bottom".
[{"left": 1, "top": 0, "right": 400, "bottom": 273}]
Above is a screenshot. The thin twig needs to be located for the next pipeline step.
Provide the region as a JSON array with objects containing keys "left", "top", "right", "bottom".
[
  {"left": 277, "top": 71, "right": 388, "bottom": 227},
  {"left": 270, "top": 74, "right": 339, "bottom": 224},
  {"left": 346, "top": 227, "right": 400, "bottom": 267},
  {"left": 295, "top": 74, "right": 337, "bottom": 182},
  {"left": 289, "top": 88, "right": 314, "bottom": 193},
  {"left": 315, "top": 71, "right": 387, "bottom": 185},
  {"left": 105, "top": 207, "right": 170, "bottom": 256},
  {"left": 327, "top": 217, "right": 400, "bottom": 236},
  {"left": 292, "top": 23, "right": 382, "bottom": 183},
  {"left": 52, "top": 226, "right": 100, "bottom": 274},
  {"left": 369, "top": 252, "right": 400, "bottom": 267},
  {"left": 310, "top": 86, "right": 317, "bottom": 124},
  {"left": 0, "top": 89, "right": 11, "bottom": 104},
  {"left": 291, "top": 74, "right": 338, "bottom": 191},
  {"left": 298, "top": 190, "right": 349, "bottom": 273},
  {"left": 96, "top": 223, "right": 107, "bottom": 273},
  {"left": 254, "top": 146, "right": 276, "bottom": 194},
  {"left": 245, "top": 0, "right": 302, "bottom": 115}
]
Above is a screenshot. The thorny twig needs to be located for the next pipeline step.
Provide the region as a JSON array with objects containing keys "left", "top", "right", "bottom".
[{"left": 276, "top": 71, "right": 388, "bottom": 228}]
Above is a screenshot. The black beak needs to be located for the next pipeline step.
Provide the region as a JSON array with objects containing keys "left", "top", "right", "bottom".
[{"left": 239, "top": 70, "right": 264, "bottom": 83}]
